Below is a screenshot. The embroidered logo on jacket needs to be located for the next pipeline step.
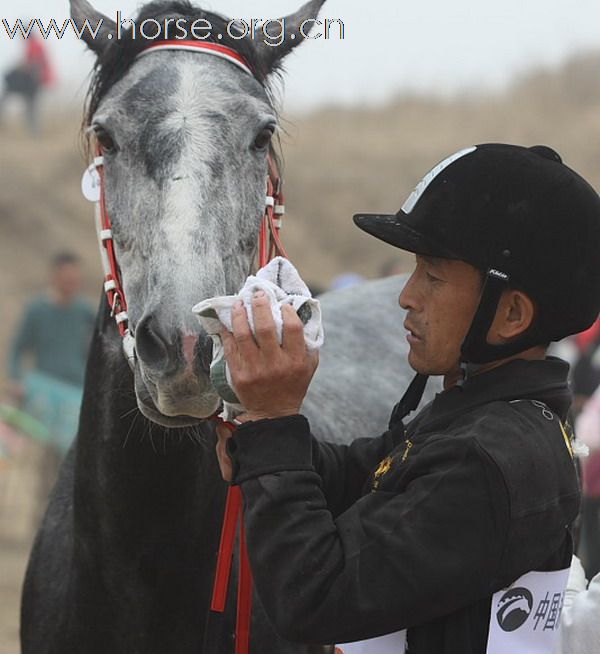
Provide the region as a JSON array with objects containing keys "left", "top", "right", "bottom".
[{"left": 372, "top": 456, "right": 395, "bottom": 490}]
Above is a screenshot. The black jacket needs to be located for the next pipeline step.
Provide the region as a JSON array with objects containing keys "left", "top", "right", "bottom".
[{"left": 228, "top": 358, "right": 579, "bottom": 653}]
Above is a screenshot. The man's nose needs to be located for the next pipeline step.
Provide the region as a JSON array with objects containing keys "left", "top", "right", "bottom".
[{"left": 399, "top": 272, "right": 417, "bottom": 311}]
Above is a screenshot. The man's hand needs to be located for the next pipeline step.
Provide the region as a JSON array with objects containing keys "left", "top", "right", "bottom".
[
  {"left": 216, "top": 423, "right": 234, "bottom": 482},
  {"left": 220, "top": 291, "right": 319, "bottom": 421}
]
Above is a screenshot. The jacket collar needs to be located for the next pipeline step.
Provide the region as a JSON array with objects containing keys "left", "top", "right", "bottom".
[{"left": 413, "top": 357, "right": 571, "bottom": 433}]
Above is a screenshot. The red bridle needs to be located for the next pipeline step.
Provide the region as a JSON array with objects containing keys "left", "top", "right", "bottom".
[
  {"left": 89, "top": 149, "right": 286, "bottom": 363},
  {"left": 82, "top": 41, "right": 289, "bottom": 654}
]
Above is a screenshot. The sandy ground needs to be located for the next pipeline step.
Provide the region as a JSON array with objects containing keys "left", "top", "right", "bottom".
[
  {"left": 0, "top": 440, "right": 57, "bottom": 654},
  {"left": 0, "top": 539, "right": 29, "bottom": 654}
]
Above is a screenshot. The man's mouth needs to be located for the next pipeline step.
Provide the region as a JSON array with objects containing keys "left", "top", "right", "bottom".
[{"left": 404, "top": 321, "right": 424, "bottom": 344}]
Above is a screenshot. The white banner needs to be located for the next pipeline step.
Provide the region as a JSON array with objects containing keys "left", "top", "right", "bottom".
[
  {"left": 487, "top": 568, "right": 570, "bottom": 654},
  {"left": 337, "top": 630, "right": 407, "bottom": 654}
]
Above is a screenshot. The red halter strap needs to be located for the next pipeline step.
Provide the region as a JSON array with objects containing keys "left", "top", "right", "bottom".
[
  {"left": 89, "top": 150, "right": 285, "bottom": 347},
  {"left": 94, "top": 150, "right": 129, "bottom": 337}
]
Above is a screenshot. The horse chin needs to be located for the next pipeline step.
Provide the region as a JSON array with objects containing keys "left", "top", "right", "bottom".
[{"left": 134, "top": 367, "right": 221, "bottom": 428}]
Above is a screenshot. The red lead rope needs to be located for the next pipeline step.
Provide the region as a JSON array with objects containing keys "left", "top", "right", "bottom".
[{"left": 209, "top": 155, "right": 287, "bottom": 654}]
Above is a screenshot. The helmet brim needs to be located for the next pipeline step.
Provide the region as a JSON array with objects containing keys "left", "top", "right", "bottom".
[{"left": 353, "top": 212, "right": 460, "bottom": 260}]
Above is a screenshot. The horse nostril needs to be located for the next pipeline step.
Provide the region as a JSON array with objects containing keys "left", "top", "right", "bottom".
[
  {"left": 135, "top": 314, "right": 173, "bottom": 373},
  {"left": 195, "top": 334, "right": 214, "bottom": 375}
]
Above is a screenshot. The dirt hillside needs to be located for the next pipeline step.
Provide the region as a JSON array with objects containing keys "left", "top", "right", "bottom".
[{"left": 2, "top": 51, "right": 600, "bottom": 376}]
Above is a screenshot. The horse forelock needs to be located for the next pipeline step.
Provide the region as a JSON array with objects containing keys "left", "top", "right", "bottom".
[{"left": 83, "top": 0, "right": 281, "bottom": 128}]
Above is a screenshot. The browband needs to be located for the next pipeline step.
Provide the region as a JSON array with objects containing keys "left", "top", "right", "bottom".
[{"left": 137, "top": 40, "right": 254, "bottom": 77}]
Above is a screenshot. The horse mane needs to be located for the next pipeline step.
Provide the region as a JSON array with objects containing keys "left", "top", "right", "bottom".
[{"left": 84, "top": 0, "right": 282, "bottom": 127}]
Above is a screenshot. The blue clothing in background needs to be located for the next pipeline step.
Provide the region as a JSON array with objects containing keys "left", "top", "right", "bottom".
[{"left": 8, "top": 294, "right": 95, "bottom": 387}]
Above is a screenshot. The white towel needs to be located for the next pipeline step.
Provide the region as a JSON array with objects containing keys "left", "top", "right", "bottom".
[{"left": 192, "top": 257, "right": 324, "bottom": 421}]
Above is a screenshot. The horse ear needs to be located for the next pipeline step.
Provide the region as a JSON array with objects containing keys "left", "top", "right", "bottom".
[
  {"left": 254, "top": 0, "right": 327, "bottom": 73},
  {"left": 70, "top": 0, "right": 116, "bottom": 55}
]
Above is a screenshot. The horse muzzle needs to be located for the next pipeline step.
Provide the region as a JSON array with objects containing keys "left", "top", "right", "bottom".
[{"left": 132, "top": 313, "right": 221, "bottom": 423}]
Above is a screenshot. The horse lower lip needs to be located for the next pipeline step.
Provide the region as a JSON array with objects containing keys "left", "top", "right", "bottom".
[{"left": 138, "top": 395, "right": 205, "bottom": 427}]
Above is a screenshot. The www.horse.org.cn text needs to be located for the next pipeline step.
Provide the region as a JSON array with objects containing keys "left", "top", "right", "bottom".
[{"left": 1, "top": 15, "right": 346, "bottom": 46}]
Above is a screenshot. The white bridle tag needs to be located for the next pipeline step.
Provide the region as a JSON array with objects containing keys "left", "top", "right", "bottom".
[{"left": 81, "top": 163, "right": 102, "bottom": 203}]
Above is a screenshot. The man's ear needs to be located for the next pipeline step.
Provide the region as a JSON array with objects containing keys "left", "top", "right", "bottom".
[
  {"left": 70, "top": 0, "right": 116, "bottom": 55},
  {"left": 487, "top": 289, "right": 537, "bottom": 344}
]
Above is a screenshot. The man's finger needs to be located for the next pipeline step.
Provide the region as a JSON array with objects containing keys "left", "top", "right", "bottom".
[
  {"left": 215, "top": 428, "right": 233, "bottom": 482},
  {"left": 252, "top": 292, "right": 279, "bottom": 351},
  {"left": 281, "top": 303, "right": 307, "bottom": 354},
  {"left": 230, "top": 300, "right": 259, "bottom": 361},
  {"left": 220, "top": 328, "right": 240, "bottom": 373}
]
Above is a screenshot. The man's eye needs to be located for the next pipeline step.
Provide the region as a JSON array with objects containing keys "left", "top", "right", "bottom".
[{"left": 426, "top": 272, "right": 442, "bottom": 283}]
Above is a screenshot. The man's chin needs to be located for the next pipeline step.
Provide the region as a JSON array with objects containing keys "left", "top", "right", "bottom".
[
  {"left": 407, "top": 350, "right": 425, "bottom": 374},
  {"left": 406, "top": 351, "right": 451, "bottom": 380}
]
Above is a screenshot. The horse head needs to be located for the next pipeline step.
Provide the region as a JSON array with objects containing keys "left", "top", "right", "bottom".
[{"left": 71, "top": 0, "right": 325, "bottom": 427}]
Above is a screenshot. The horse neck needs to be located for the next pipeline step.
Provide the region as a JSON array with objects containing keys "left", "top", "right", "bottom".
[{"left": 73, "top": 298, "right": 227, "bottom": 602}]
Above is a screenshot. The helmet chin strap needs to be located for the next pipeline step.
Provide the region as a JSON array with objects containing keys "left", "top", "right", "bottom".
[
  {"left": 460, "top": 267, "right": 545, "bottom": 376},
  {"left": 389, "top": 372, "right": 429, "bottom": 428}
]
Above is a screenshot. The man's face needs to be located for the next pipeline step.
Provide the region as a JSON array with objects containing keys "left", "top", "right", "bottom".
[
  {"left": 399, "top": 255, "right": 482, "bottom": 378},
  {"left": 51, "top": 263, "right": 82, "bottom": 300}
]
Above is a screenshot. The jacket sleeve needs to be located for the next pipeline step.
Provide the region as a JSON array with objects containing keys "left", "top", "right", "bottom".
[
  {"left": 228, "top": 415, "right": 404, "bottom": 517},
  {"left": 310, "top": 424, "right": 406, "bottom": 516},
  {"left": 228, "top": 415, "right": 509, "bottom": 645}
]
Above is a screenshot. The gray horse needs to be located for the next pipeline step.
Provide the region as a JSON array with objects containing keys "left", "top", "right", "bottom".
[{"left": 21, "top": 1, "right": 436, "bottom": 652}]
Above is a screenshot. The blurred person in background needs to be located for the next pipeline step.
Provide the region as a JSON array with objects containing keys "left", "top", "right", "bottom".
[
  {"left": 0, "top": 30, "right": 56, "bottom": 135},
  {"left": 553, "top": 388, "right": 600, "bottom": 654},
  {"left": 573, "top": 367, "right": 600, "bottom": 580},
  {"left": 8, "top": 252, "right": 94, "bottom": 402},
  {"left": 571, "top": 319, "right": 600, "bottom": 411},
  {"left": 567, "top": 321, "right": 600, "bottom": 580}
]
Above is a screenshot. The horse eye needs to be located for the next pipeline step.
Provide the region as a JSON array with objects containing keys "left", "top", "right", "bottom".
[
  {"left": 94, "top": 126, "right": 118, "bottom": 154},
  {"left": 253, "top": 126, "right": 274, "bottom": 151}
]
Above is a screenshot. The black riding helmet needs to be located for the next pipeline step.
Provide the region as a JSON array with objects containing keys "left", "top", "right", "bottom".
[{"left": 354, "top": 143, "right": 600, "bottom": 365}]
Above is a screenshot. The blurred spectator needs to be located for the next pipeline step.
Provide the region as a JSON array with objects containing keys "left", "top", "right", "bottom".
[
  {"left": 568, "top": 319, "right": 600, "bottom": 582},
  {"left": 330, "top": 272, "right": 365, "bottom": 291},
  {"left": 7, "top": 252, "right": 95, "bottom": 401},
  {"left": 555, "top": 556, "right": 600, "bottom": 654},
  {"left": 0, "top": 31, "right": 56, "bottom": 135},
  {"left": 572, "top": 319, "right": 600, "bottom": 412},
  {"left": 576, "top": 383, "right": 600, "bottom": 579}
]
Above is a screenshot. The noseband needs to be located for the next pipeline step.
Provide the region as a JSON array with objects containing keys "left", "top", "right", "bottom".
[{"left": 82, "top": 40, "right": 287, "bottom": 371}]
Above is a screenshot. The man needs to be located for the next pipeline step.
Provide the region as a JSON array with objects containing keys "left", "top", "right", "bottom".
[
  {"left": 216, "top": 144, "right": 600, "bottom": 653},
  {"left": 8, "top": 252, "right": 95, "bottom": 397},
  {"left": 0, "top": 31, "right": 55, "bottom": 135}
]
